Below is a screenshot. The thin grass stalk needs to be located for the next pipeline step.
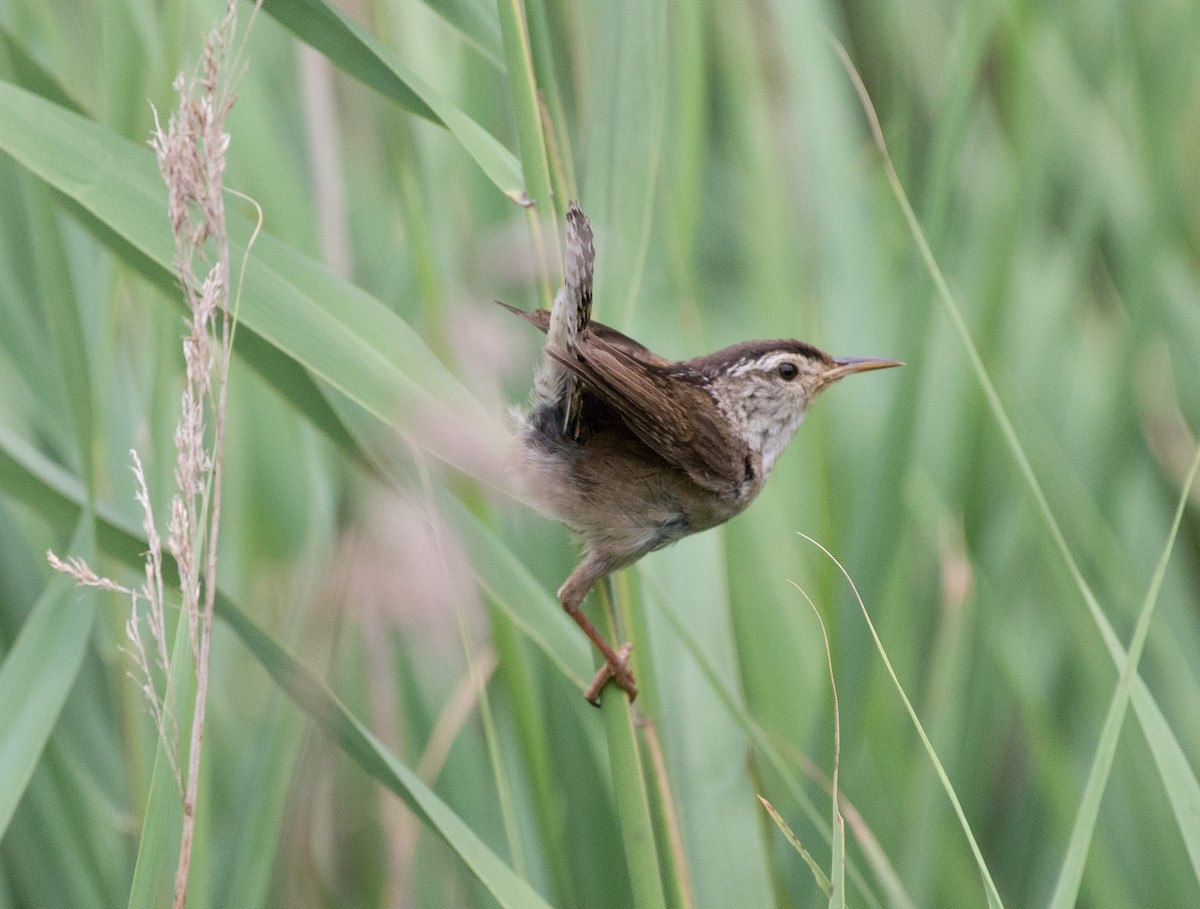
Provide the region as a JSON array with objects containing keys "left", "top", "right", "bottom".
[
  {"left": 759, "top": 795, "right": 832, "bottom": 898},
  {"left": 597, "top": 579, "right": 669, "bottom": 909},
  {"left": 639, "top": 720, "right": 696, "bottom": 909},
  {"left": 831, "top": 29, "right": 1200, "bottom": 885},
  {"left": 1048, "top": 439, "right": 1200, "bottom": 906},
  {"left": 523, "top": 0, "right": 577, "bottom": 198},
  {"left": 484, "top": 604, "right": 577, "bottom": 905},
  {"left": 153, "top": 4, "right": 260, "bottom": 901},
  {"left": 647, "top": 579, "right": 894, "bottom": 909},
  {"left": 799, "top": 532, "right": 1004, "bottom": 909},
  {"left": 497, "top": 0, "right": 560, "bottom": 305},
  {"left": 363, "top": 0, "right": 450, "bottom": 361},
  {"left": 826, "top": 35, "right": 1103, "bottom": 666},
  {"left": 787, "top": 581, "right": 845, "bottom": 908}
]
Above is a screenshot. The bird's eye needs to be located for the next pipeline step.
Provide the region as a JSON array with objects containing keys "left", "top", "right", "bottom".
[{"left": 777, "top": 362, "right": 799, "bottom": 381}]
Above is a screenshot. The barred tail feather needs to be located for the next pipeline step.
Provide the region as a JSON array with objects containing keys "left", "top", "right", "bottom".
[{"left": 531, "top": 202, "right": 595, "bottom": 436}]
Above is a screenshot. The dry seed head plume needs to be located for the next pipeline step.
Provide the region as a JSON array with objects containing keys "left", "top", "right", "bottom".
[{"left": 48, "top": 2, "right": 262, "bottom": 905}]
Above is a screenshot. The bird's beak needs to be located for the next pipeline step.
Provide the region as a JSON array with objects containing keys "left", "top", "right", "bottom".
[{"left": 823, "top": 356, "right": 904, "bottom": 385}]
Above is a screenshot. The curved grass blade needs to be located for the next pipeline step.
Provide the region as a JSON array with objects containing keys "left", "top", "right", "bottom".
[
  {"left": 799, "top": 532, "right": 1004, "bottom": 909},
  {"left": 0, "top": 426, "right": 556, "bottom": 909},
  {"left": 1048, "top": 440, "right": 1200, "bottom": 908},
  {"left": 497, "top": 0, "right": 560, "bottom": 304},
  {"left": 126, "top": 604, "right": 194, "bottom": 909},
  {"left": 0, "top": 80, "right": 506, "bottom": 483},
  {"left": 829, "top": 38, "right": 1200, "bottom": 884},
  {"left": 0, "top": 25, "right": 86, "bottom": 116},
  {"left": 216, "top": 597, "right": 556, "bottom": 909},
  {"left": 418, "top": 0, "right": 504, "bottom": 68},
  {"left": 260, "top": 0, "right": 524, "bottom": 201},
  {"left": 582, "top": 0, "right": 667, "bottom": 328},
  {"left": 759, "top": 796, "right": 831, "bottom": 899},
  {"left": 0, "top": 517, "right": 96, "bottom": 839},
  {"left": 642, "top": 569, "right": 900, "bottom": 909}
]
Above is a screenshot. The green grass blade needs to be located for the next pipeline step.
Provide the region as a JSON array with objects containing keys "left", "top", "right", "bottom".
[
  {"left": 497, "top": 0, "right": 560, "bottom": 301},
  {"left": 759, "top": 796, "right": 832, "bottom": 899},
  {"left": 522, "top": 0, "right": 576, "bottom": 204},
  {"left": 0, "top": 24, "right": 86, "bottom": 115},
  {"left": 582, "top": 0, "right": 666, "bottom": 329},
  {"left": 1048, "top": 440, "right": 1200, "bottom": 908},
  {"left": 830, "top": 38, "right": 1200, "bottom": 887},
  {"left": 125, "top": 599, "right": 194, "bottom": 909},
  {"left": 598, "top": 587, "right": 668, "bottom": 909},
  {"left": 260, "top": 0, "right": 524, "bottom": 200},
  {"left": 26, "top": 178, "right": 93, "bottom": 486},
  {"left": 0, "top": 517, "right": 96, "bottom": 839},
  {"left": 0, "top": 80, "right": 505, "bottom": 480},
  {"left": 215, "top": 596, "right": 556, "bottom": 909},
  {"left": 0, "top": 426, "right": 555, "bottom": 908},
  {"left": 495, "top": 0, "right": 554, "bottom": 216},
  {"left": 417, "top": 0, "right": 504, "bottom": 68},
  {"left": 647, "top": 576, "right": 896, "bottom": 909},
  {"left": 800, "top": 532, "right": 1004, "bottom": 909},
  {"left": 638, "top": 538, "right": 777, "bottom": 908}
]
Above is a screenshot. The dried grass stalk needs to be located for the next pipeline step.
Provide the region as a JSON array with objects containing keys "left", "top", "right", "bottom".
[{"left": 49, "top": 2, "right": 261, "bottom": 905}]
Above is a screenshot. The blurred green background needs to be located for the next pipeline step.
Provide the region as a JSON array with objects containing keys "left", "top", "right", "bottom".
[{"left": 1, "top": 0, "right": 1198, "bottom": 906}]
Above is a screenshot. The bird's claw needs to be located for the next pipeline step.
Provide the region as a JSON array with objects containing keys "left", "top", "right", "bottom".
[{"left": 584, "top": 641, "right": 638, "bottom": 706}]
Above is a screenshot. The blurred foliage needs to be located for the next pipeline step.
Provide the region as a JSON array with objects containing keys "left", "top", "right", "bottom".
[{"left": 0, "top": 0, "right": 1198, "bottom": 906}]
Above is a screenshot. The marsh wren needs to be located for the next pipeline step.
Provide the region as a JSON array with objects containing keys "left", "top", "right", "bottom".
[{"left": 502, "top": 203, "right": 901, "bottom": 705}]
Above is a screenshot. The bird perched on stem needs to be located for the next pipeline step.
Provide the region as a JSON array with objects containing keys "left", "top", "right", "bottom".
[{"left": 501, "top": 202, "right": 901, "bottom": 705}]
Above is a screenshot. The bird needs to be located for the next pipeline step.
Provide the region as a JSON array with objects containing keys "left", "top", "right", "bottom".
[{"left": 501, "top": 202, "right": 901, "bottom": 704}]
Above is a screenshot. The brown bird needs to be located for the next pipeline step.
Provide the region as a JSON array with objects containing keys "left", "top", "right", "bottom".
[{"left": 502, "top": 202, "right": 901, "bottom": 704}]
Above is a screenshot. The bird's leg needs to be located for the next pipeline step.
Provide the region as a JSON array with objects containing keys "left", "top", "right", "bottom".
[{"left": 558, "top": 556, "right": 638, "bottom": 706}]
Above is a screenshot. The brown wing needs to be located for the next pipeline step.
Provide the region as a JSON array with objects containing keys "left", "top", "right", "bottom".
[
  {"left": 495, "top": 300, "right": 552, "bottom": 332},
  {"left": 496, "top": 302, "right": 672, "bottom": 367},
  {"left": 548, "top": 332, "right": 748, "bottom": 496}
]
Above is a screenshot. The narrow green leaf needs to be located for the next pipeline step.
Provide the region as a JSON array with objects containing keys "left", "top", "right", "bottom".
[
  {"left": 639, "top": 537, "right": 776, "bottom": 908},
  {"left": 582, "top": 0, "right": 667, "bottom": 328},
  {"left": 598, "top": 584, "right": 668, "bottom": 909},
  {"left": 260, "top": 0, "right": 434, "bottom": 124},
  {"left": 126, "top": 609, "right": 193, "bottom": 909},
  {"left": 260, "top": 0, "right": 524, "bottom": 200},
  {"left": 0, "top": 518, "right": 96, "bottom": 839},
  {"left": 759, "top": 796, "right": 832, "bottom": 899},
  {"left": 0, "top": 425, "right": 555, "bottom": 909},
  {"left": 27, "top": 179, "right": 93, "bottom": 486},
  {"left": 0, "top": 80, "right": 507, "bottom": 483},
  {"left": 215, "top": 598, "right": 556, "bottom": 909},
  {"left": 497, "top": 0, "right": 560, "bottom": 303},
  {"left": 1048, "top": 441, "right": 1200, "bottom": 908},
  {"left": 647, "top": 571, "right": 906, "bottom": 909},
  {"left": 0, "top": 25, "right": 87, "bottom": 115},
  {"left": 799, "top": 533, "right": 1005, "bottom": 909},
  {"left": 417, "top": 0, "right": 505, "bottom": 69},
  {"left": 828, "top": 38, "right": 1200, "bottom": 887}
]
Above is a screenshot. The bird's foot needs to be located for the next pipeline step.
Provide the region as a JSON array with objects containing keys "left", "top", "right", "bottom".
[{"left": 584, "top": 641, "right": 638, "bottom": 706}]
